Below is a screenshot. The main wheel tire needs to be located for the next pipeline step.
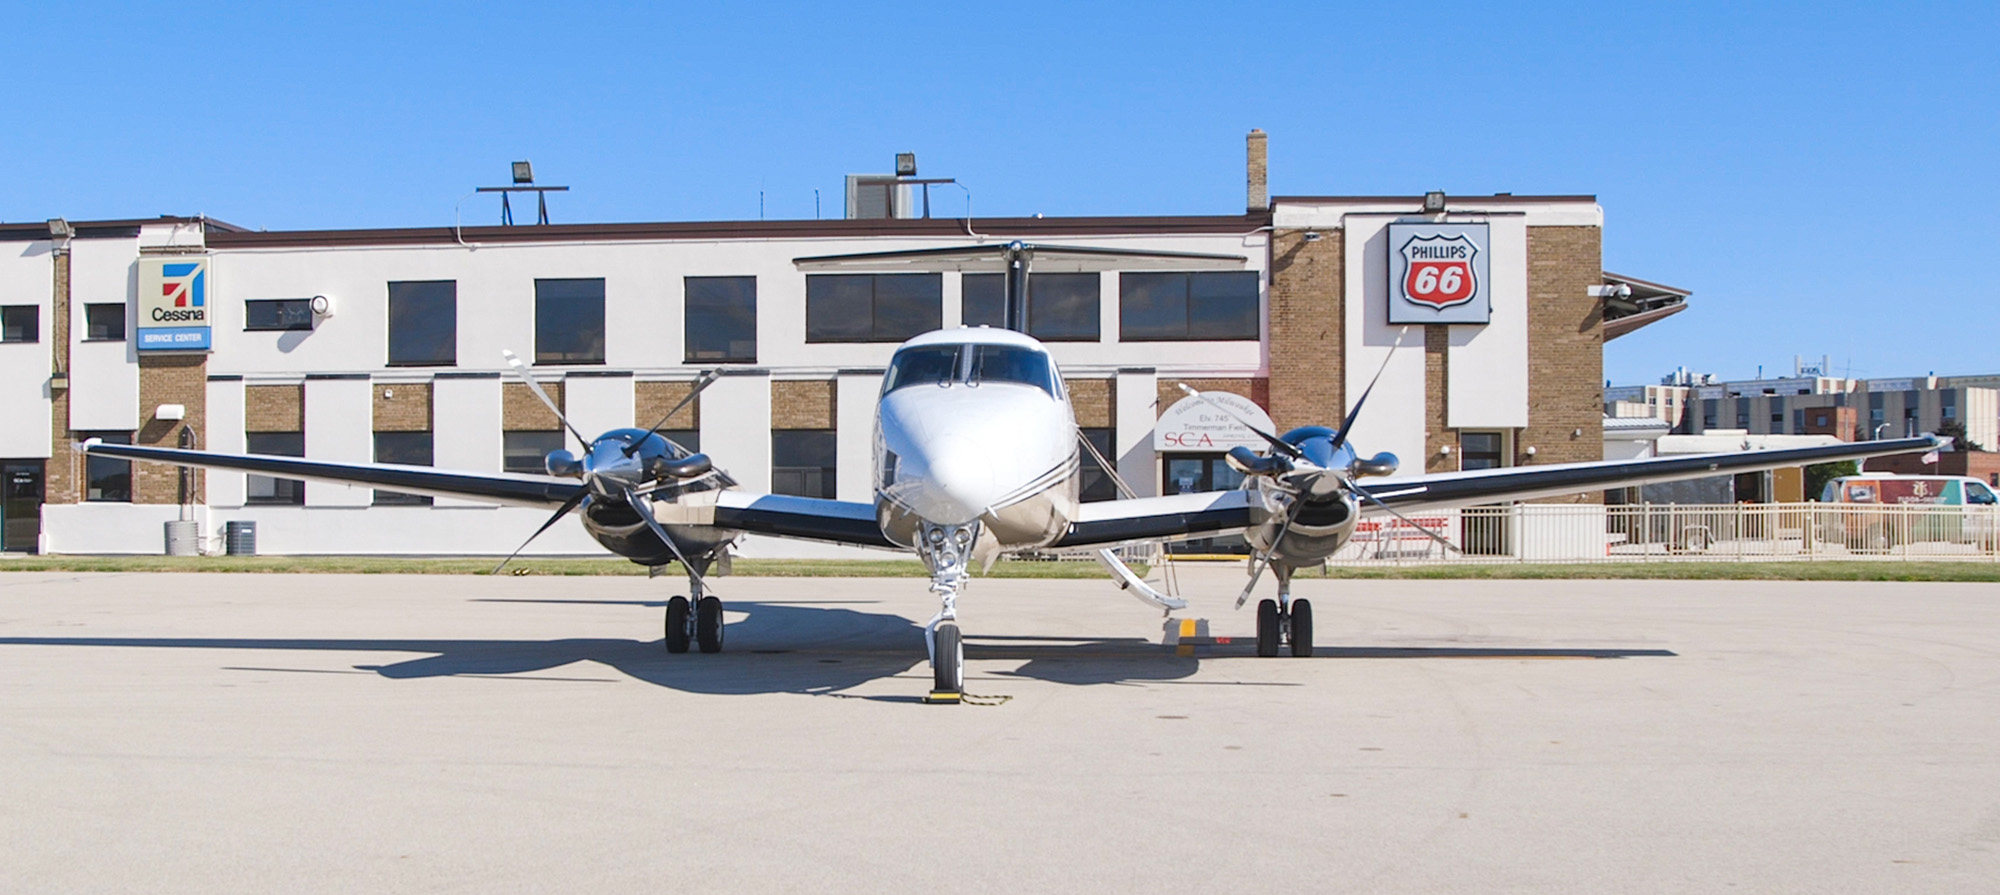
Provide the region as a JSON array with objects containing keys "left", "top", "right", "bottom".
[
  {"left": 664, "top": 596, "right": 691, "bottom": 654},
  {"left": 933, "top": 623, "right": 964, "bottom": 693},
  {"left": 1289, "top": 598, "right": 1314, "bottom": 657},
  {"left": 1256, "top": 599, "right": 1280, "bottom": 658},
  {"left": 695, "top": 596, "right": 724, "bottom": 654}
]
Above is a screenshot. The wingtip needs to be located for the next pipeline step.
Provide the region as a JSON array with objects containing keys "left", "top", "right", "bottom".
[{"left": 73, "top": 437, "right": 101, "bottom": 454}]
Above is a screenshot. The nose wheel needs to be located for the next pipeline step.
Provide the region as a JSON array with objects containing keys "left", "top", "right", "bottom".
[
  {"left": 932, "top": 623, "right": 964, "bottom": 693},
  {"left": 1255, "top": 597, "right": 1314, "bottom": 658}
]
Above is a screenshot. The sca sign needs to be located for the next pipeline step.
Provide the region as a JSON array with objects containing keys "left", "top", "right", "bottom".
[
  {"left": 136, "top": 256, "right": 213, "bottom": 351},
  {"left": 1387, "top": 222, "right": 1490, "bottom": 325}
]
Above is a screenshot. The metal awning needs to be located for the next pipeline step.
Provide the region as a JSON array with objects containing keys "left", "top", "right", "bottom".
[{"left": 1601, "top": 272, "right": 1691, "bottom": 341}]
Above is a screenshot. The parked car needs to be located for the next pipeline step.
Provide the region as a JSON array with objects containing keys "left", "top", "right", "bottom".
[{"left": 1816, "top": 475, "right": 2000, "bottom": 550}]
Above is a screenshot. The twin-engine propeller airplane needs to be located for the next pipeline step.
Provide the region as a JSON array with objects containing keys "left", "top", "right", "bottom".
[{"left": 84, "top": 240, "right": 1945, "bottom": 699}]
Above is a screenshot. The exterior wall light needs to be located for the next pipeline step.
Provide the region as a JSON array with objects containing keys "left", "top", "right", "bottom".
[
  {"left": 1423, "top": 191, "right": 1446, "bottom": 213},
  {"left": 156, "top": 404, "right": 186, "bottom": 422},
  {"left": 1524, "top": 445, "right": 1538, "bottom": 457}
]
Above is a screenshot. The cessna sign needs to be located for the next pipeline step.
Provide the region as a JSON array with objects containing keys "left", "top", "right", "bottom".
[
  {"left": 1387, "top": 222, "right": 1490, "bottom": 324},
  {"left": 136, "top": 256, "right": 213, "bottom": 351}
]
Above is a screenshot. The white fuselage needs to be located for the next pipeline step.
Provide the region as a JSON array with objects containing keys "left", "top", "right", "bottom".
[{"left": 870, "top": 329, "right": 1081, "bottom": 551}]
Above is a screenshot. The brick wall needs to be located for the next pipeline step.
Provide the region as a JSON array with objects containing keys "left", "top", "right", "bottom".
[
  {"left": 1423, "top": 324, "right": 1454, "bottom": 473},
  {"left": 503, "top": 382, "right": 563, "bottom": 430},
  {"left": 1267, "top": 229, "right": 1343, "bottom": 432},
  {"left": 1523, "top": 225, "right": 1604, "bottom": 502},
  {"left": 134, "top": 354, "right": 206, "bottom": 504},
  {"left": 1066, "top": 378, "right": 1114, "bottom": 428},
  {"left": 635, "top": 381, "right": 700, "bottom": 430},
  {"left": 771, "top": 380, "right": 835, "bottom": 429},
  {"left": 371, "top": 382, "right": 432, "bottom": 432},
  {"left": 46, "top": 251, "right": 75, "bottom": 505},
  {"left": 246, "top": 385, "right": 303, "bottom": 432}
]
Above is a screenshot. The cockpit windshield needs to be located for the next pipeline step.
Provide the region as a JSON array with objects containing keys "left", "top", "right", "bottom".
[
  {"left": 969, "top": 345, "right": 1057, "bottom": 396},
  {"left": 882, "top": 345, "right": 961, "bottom": 393},
  {"left": 882, "top": 342, "right": 1059, "bottom": 398}
]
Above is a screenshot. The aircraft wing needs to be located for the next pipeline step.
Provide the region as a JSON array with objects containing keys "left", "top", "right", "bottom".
[
  {"left": 80, "top": 440, "right": 584, "bottom": 508},
  {"left": 1357, "top": 435, "right": 1945, "bottom": 514},
  {"left": 1048, "top": 490, "right": 1258, "bottom": 550}
]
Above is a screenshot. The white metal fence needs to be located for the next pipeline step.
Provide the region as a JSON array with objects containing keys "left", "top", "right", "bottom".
[{"left": 1328, "top": 502, "right": 2000, "bottom": 565}]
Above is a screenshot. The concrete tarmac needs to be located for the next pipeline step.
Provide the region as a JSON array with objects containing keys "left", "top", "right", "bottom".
[{"left": 3, "top": 567, "right": 1998, "bottom": 893}]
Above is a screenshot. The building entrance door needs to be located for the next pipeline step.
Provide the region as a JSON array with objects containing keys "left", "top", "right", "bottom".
[
  {"left": 1162, "top": 453, "right": 1249, "bottom": 555},
  {"left": 1458, "top": 432, "right": 1510, "bottom": 555},
  {"left": 2, "top": 461, "right": 44, "bottom": 553}
]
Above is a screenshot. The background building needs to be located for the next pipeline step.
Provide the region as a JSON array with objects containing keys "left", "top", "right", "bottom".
[{"left": 0, "top": 135, "right": 1672, "bottom": 555}]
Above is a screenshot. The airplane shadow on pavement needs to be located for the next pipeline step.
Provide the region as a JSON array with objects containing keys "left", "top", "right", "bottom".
[{"left": 0, "top": 599, "right": 1674, "bottom": 697}]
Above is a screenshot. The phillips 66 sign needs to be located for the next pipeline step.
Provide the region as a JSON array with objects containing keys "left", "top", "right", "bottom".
[{"left": 1387, "top": 222, "right": 1490, "bottom": 324}]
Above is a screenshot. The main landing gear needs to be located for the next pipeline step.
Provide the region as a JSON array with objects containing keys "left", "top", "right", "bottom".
[
  {"left": 918, "top": 520, "right": 979, "bottom": 700},
  {"left": 663, "top": 553, "right": 725, "bottom": 655},
  {"left": 1254, "top": 564, "right": 1314, "bottom": 658}
]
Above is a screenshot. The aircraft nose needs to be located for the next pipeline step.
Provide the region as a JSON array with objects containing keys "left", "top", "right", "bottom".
[{"left": 918, "top": 437, "right": 1009, "bottom": 525}]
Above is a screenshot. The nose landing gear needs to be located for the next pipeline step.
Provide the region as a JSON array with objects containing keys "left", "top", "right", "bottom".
[
  {"left": 662, "top": 552, "right": 726, "bottom": 655},
  {"left": 918, "top": 520, "right": 979, "bottom": 701},
  {"left": 1254, "top": 564, "right": 1314, "bottom": 657}
]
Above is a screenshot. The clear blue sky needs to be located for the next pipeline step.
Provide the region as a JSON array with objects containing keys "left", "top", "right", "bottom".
[{"left": 5, "top": 2, "right": 1995, "bottom": 385}]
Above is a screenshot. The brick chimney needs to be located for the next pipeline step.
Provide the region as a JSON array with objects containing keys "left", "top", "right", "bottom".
[{"left": 1246, "top": 129, "right": 1269, "bottom": 211}]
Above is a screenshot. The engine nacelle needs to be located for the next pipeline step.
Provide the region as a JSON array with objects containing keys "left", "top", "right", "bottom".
[
  {"left": 649, "top": 451, "right": 714, "bottom": 480},
  {"left": 545, "top": 449, "right": 582, "bottom": 477}
]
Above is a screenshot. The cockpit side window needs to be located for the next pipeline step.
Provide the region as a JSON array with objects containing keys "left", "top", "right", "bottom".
[
  {"left": 970, "top": 344, "right": 1057, "bottom": 397},
  {"left": 883, "top": 345, "right": 962, "bottom": 394}
]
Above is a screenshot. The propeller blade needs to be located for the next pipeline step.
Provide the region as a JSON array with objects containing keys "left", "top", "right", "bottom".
[
  {"left": 490, "top": 490, "right": 590, "bottom": 575},
  {"left": 1348, "top": 478, "right": 1460, "bottom": 555},
  {"left": 502, "top": 349, "right": 590, "bottom": 446},
  {"left": 1176, "top": 383, "right": 1301, "bottom": 460},
  {"left": 1237, "top": 494, "right": 1304, "bottom": 608},
  {"left": 627, "top": 369, "right": 720, "bottom": 457},
  {"left": 1327, "top": 326, "right": 1410, "bottom": 454},
  {"left": 624, "top": 487, "right": 717, "bottom": 596}
]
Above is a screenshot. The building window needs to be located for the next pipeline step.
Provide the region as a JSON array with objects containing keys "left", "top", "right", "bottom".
[
  {"left": 79, "top": 431, "right": 131, "bottom": 501},
  {"left": 806, "top": 274, "right": 941, "bottom": 343},
  {"left": 660, "top": 430, "right": 700, "bottom": 455},
  {"left": 685, "top": 276, "right": 757, "bottom": 364},
  {"left": 387, "top": 281, "right": 456, "bottom": 366},
  {"left": 2, "top": 306, "right": 39, "bottom": 343},
  {"left": 244, "top": 299, "right": 313, "bottom": 331},
  {"left": 503, "top": 430, "right": 565, "bottom": 475},
  {"left": 1118, "top": 271, "right": 1259, "bottom": 341},
  {"left": 373, "top": 431, "right": 434, "bottom": 505},
  {"left": 1735, "top": 399, "right": 1750, "bottom": 429},
  {"left": 772, "top": 430, "right": 836, "bottom": 499},
  {"left": 534, "top": 278, "right": 605, "bottom": 365},
  {"left": 1702, "top": 399, "right": 1717, "bottom": 430},
  {"left": 245, "top": 432, "right": 305, "bottom": 505},
  {"left": 1460, "top": 431, "right": 1505, "bottom": 470},
  {"left": 1792, "top": 409, "right": 1804, "bottom": 433},
  {"left": 1815, "top": 413, "right": 1828, "bottom": 427},
  {"left": 1079, "top": 427, "right": 1117, "bottom": 502},
  {"left": 1943, "top": 391, "right": 1958, "bottom": 421},
  {"left": 83, "top": 304, "right": 126, "bottom": 341},
  {"left": 961, "top": 273, "right": 1099, "bottom": 340}
]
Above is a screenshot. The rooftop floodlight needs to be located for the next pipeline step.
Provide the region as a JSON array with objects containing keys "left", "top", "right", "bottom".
[
  {"left": 47, "top": 218, "right": 73, "bottom": 238},
  {"left": 512, "top": 160, "right": 534, "bottom": 185},
  {"left": 1422, "top": 191, "right": 1446, "bottom": 213},
  {"left": 895, "top": 153, "right": 917, "bottom": 177}
]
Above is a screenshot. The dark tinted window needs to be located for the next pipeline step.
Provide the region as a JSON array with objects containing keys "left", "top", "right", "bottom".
[
  {"left": 772, "top": 430, "right": 837, "bottom": 499},
  {"left": 245, "top": 431, "right": 304, "bottom": 505},
  {"left": 80, "top": 431, "right": 131, "bottom": 501},
  {"left": 1079, "top": 427, "right": 1116, "bottom": 502},
  {"left": 503, "top": 430, "right": 564, "bottom": 475},
  {"left": 1026, "top": 273, "right": 1099, "bottom": 341},
  {"left": 2, "top": 306, "right": 40, "bottom": 343},
  {"left": 388, "top": 281, "right": 456, "bottom": 366},
  {"left": 373, "top": 431, "right": 434, "bottom": 505},
  {"left": 962, "top": 273, "right": 1101, "bottom": 338},
  {"left": 245, "top": 299, "right": 312, "bottom": 331},
  {"left": 806, "top": 274, "right": 942, "bottom": 342},
  {"left": 1121, "top": 272, "right": 1259, "bottom": 341},
  {"left": 962, "top": 274, "right": 1005, "bottom": 327},
  {"left": 535, "top": 278, "right": 605, "bottom": 365},
  {"left": 686, "top": 276, "right": 757, "bottom": 363},
  {"left": 1460, "top": 432, "right": 1505, "bottom": 470},
  {"left": 84, "top": 303, "right": 126, "bottom": 341}
]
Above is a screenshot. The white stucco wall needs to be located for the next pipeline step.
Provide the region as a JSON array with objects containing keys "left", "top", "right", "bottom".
[
  {"left": 0, "top": 241, "right": 53, "bottom": 458},
  {"left": 66, "top": 237, "right": 139, "bottom": 431}
]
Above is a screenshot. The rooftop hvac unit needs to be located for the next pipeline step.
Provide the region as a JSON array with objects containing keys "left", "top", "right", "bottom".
[{"left": 845, "top": 175, "right": 918, "bottom": 220}]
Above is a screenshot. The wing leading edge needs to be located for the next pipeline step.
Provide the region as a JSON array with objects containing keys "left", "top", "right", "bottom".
[
  {"left": 1361, "top": 435, "right": 1945, "bottom": 514},
  {"left": 81, "top": 440, "right": 583, "bottom": 508}
]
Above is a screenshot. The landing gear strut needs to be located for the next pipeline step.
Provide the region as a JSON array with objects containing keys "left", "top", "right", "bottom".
[
  {"left": 1254, "top": 564, "right": 1313, "bottom": 658},
  {"left": 918, "top": 520, "right": 979, "bottom": 699},
  {"left": 663, "top": 552, "right": 725, "bottom": 655}
]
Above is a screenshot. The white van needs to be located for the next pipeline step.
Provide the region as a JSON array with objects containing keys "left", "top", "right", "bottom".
[{"left": 1817, "top": 474, "right": 1999, "bottom": 550}]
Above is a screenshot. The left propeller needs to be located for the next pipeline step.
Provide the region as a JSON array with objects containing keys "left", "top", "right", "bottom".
[{"left": 490, "top": 351, "right": 721, "bottom": 577}]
